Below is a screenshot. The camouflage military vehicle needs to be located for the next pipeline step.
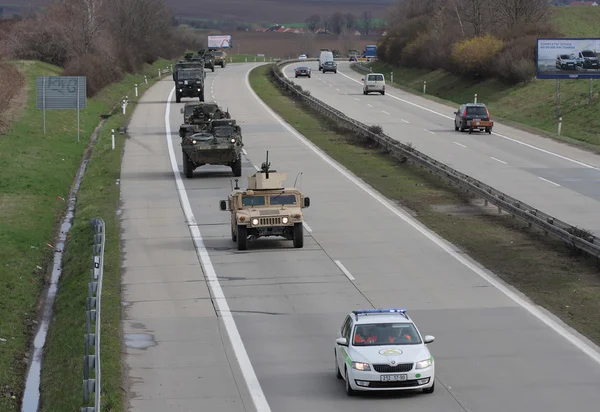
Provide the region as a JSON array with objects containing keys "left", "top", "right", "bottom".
[
  {"left": 181, "top": 118, "right": 243, "bottom": 178},
  {"left": 219, "top": 152, "right": 311, "bottom": 250},
  {"left": 173, "top": 59, "right": 204, "bottom": 81},
  {"left": 198, "top": 48, "right": 215, "bottom": 72},
  {"left": 179, "top": 102, "right": 230, "bottom": 137},
  {"left": 212, "top": 50, "right": 227, "bottom": 68},
  {"left": 175, "top": 67, "right": 205, "bottom": 103}
]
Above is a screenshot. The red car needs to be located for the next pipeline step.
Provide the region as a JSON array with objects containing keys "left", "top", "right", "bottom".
[{"left": 294, "top": 66, "right": 311, "bottom": 78}]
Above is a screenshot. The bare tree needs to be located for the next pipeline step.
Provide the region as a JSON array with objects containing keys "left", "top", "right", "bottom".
[
  {"left": 344, "top": 13, "right": 356, "bottom": 33},
  {"left": 493, "top": 0, "right": 551, "bottom": 29},
  {"left": 361, "top": 11, "right": 373, "bottom": 35},
  {"left": 328, "top": 12, "right": 344, "bottom": 35},
  {"left": 304, "top": 14, "right": 320, "bottom": 32},
  {"left": 453, "top": 0, "right": 492, "bottom": 37}
]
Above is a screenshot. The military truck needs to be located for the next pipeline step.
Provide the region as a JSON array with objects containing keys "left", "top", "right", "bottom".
[
  {"left": 173, "top": 59, "right": 204, "bottom": 81},
  {"left": 212, "top": 50, "right": 227, "bottom": 68},
  {"left": 181, "top": 118, "right": 243, "bottom": 178},
  {"left": 179, "top": 102, "right": 230, "bottom": 137},
  {"left": 175, "top": 67, "right": 205, "bottom": 103},
  {"left": 219, "top": 152, "right": 311, "bottom": 250}
]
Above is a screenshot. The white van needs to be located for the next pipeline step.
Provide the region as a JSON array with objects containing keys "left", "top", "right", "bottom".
[
  {"left": 362, "top": 73, "right": 385, "bottom": 95},
  {"left": 319, "top": 51, "right": 334, "bottom": 71}
]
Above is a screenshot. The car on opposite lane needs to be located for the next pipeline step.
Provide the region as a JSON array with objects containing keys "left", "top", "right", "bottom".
[
  {"left": 295, "top": 66, "right": 311, "bottom": 78},
  {"left": 334, "top": 308, "right": 435, "bottom": 396}
]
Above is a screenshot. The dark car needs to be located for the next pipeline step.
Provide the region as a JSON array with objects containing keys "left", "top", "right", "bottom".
[
  {"left": 322, "top": 60, "right": 337, "bottom": 74},
  {"left": 295, "top": 66, "right": 311, "bottom": 78},
  {"left": 454, "top": 103, "right": 493, "bottom": 134}
]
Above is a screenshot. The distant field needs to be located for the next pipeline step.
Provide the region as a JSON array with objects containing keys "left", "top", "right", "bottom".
[{"left": 6, "top": 0, "right": 391, "bottom": 23}]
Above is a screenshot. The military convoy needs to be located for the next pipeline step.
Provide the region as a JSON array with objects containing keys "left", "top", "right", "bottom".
[
  {"left": 219, "top": 152, "right": 311, "bottom": 250},
  {"left": 212, "top": 50, "right": 227, "bottom": 68},
  {"left": 179, "top": 102, "right": 242, "bottom": 178}
]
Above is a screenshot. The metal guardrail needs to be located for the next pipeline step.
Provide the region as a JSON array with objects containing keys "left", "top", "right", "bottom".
[
  {"left": 82, "top": 218, "right": 106, "bottom": 412},
  {"left": 352, "top": 62, "right": 372, "bottom": 73},
  {"left": 271, "top": 58, "right": 600, "bottom": 260}
]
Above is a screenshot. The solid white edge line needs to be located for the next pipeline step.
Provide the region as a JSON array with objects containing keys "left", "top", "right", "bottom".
[
  {"left": 367, "top": 104, "right": 373, "bottom": 107},
  {"left": 382, "top": 110, "right": 390, "bottom": 115},
  {"left": 335, "top": 260, "right": 355, "bottom": 281},
  {"left": 242, "top": 148, "right": 248, "bottom": 155},
  {"left": 454, "top": 142, "right": 467, "bottom": 148},
  {"left": 334, "top": 69, "right": 599, "bottom": 170},
  {"left": 539, "top": 176, "right": 561, "bottom": 187},
  {"left": 246, "top": 65, "right": 600, "bottom": 366},
  {"left": 490, "top": 157, "right": 507, "bottom": 165},
  {"left": 401, "top": 119, "right": 410, "bottom": 123},
  {"left": 165, "top": 86, "right": 272, "bottom": 412},
  {"left": 425, "top": 129, "right": 435, "bottom": 135},
  {"left": 302, "top": 221, "right": 312, "bottom": 232}
]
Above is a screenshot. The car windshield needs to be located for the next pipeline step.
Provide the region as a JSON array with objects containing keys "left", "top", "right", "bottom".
[
  {"left": 242, "top": 195, "right": 266, "bottom": 207},
  {"left": 581, "top": 51, "right": 596, "bottom": 57},
  {"left": 179, "top": 70, "right": 202, "bottom": 79},
  {"left": 559, "top": 55, "right": 571, "bottom": 59},
  {"left": 367, "top": 74, "right": 384, "bottom": 81},
  {"left": 269, "top": 194, "right": 297, "bottom": 205},
  {"left": 353, "top": 323, "right": 421, "bottom": 346},
  {"left": 466, "top": 106, "right": 488, "bottom": 116},
  {"left": 296, "top": 67, "right": 308, "bottom": 70}
]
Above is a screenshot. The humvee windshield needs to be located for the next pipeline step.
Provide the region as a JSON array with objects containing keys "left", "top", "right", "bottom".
[
  {"left": 213, "top": 51, "right": 224, "bottom": 56},
  {"left": 178, "top": 70, "right": 203, "bottom": 80},
  {"left": 269, "top": 194, "right": 297, "bottom": 205},
  {"left": 242, "top": 195, "right": 265, "bottom": 206}
]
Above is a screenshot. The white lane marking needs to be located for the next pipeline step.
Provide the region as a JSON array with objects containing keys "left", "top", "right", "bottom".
[
  {"left": 539, "top": 177, "right": 561, "bottom": 187},
  {"left": 328, "top": 84, "right": 333, "bottom": 87},
  {"left": 336, "top": 88, "right": 340, "bottom": 91},
  {"left": 165, "top": 87, "right": 272, "bottom": 412},
  {"left": 336, "top": 70, "right": 599, "bottom": 170},
  {"left": 382, "top": 110, "right": 390, "bottom": 115},
  {"left": 367, "top": 104, "right": 373, "bottom": 107},
  {"left": 353, "top": 98, "right": 360, "bottom": 101},
  {"left": 242, "top": 148, "right": 248, "bottom": 155},
  {"left": 335, "top": 260, "right": 355, "bottom": 281},
  {"left": 454, "top": 142, "right": 467, "bottom": 148},
  {"left": 490, "top": 157, "right": 507, "bottom": 165},
  {"left": 245, "top": 67, "right": 600, "bottom": 366},
  {"left": 302, "top": 222, "right": 312, "bottom": 232},
  {"left": 425, "top": 129, "right": 435, "bottom": 135},
  {"left": 401, "top": 119, "right": 410, "bottom": 123}
]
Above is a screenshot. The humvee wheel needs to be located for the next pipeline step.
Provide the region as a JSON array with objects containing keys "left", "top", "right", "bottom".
[
  {"left": 222, "top": 62, "right": 226, "bottom": 68},
  {"left": 182, "top": 150, "right": 194, "bottom": 178},
  {"left": 293, "top": 222, "right": 304, "bottom": 248},
  {"left": 237, "top": 225, "right": 247, "bottom": 250},
  {"left": 231, "top": 225, "right": 237, "bottom": 242},
  {"left": 231, "top": 156, "right": 242, "bottom": 177}
]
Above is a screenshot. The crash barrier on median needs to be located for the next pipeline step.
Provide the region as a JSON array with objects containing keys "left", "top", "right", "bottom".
[
  {"left": 270, "top": 58, "right": 600, "bottom": 261},
  {"left": 81, "top": 218, "right": 105, "bottom": 412}
]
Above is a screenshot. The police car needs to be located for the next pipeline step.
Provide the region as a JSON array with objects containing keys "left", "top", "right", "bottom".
[{"left": 334, "top": 308, "right": 435, "bottom": 396}]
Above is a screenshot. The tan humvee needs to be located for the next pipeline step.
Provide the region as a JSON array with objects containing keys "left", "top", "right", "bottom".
[{"left": 219, "top": 155, "right": 310, "bottom": 250}]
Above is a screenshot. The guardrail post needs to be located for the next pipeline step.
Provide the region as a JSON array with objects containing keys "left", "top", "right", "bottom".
[
  {"left": 558, "top": 116, "right": 562, "bottom": 136},
  {"left": 158, "top": 68, "right": 161, "bottom": 77},
  {"left": 245, "top": 57, "right": 247, "bottom": 62},
  {"left": 423, "top": 81, "right": 427, "bottom": 94},
  {"left": 111, "top": 129, "right": 115, "bottom": 150},
  {"left": 135, "top": 84, "right": 138, "bottom": 97}
]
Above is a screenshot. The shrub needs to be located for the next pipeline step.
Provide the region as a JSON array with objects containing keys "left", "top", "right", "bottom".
[
  {"left": 0, "top": 61, "right": 26, "bottom": 131},
  {"left": 451, "top": 34, "right": 505, "bottom": 77},
  {"left": 62, "top": 53, "right": 124, "bottom": 97}
]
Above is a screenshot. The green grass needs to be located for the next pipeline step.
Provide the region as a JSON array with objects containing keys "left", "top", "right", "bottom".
[
  {"left": 356, "top": 6, "right": 600, "bottom": 151},
  {"left": 0, "top": 58, "right": 174, "bottom": 412},
  {"left": 250, "top": 63, "right": 600, "bottom": 347}
]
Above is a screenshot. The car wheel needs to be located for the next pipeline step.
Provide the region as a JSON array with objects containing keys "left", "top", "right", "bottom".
[
  {"left": 454, "top": 121, "right": 459, "bottom": 131},
  {"left": 335, "top": 352, "right": 342, "bottom": 379},
  {"left": 345, "top": 368, "right": 356, "bottom": 396},
  {"left": 423, "top": 381, "right": 435, "bottom": 394}
]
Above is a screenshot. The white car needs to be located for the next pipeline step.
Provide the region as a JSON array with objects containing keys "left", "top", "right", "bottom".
[
  {"left": 362, "top": 73, "right": 386, "bottom": 95},
  {"left": 334, "top": 308, "right": 435, "bottom": 396},
  {"left": 298, "top": 54, "right": 307, "bottom": 60}
]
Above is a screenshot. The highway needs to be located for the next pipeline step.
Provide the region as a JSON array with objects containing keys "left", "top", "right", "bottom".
[
  {"left": 120, "top": 62, "right": 600, "bottom": 412},
  {"left": 283, "top": 61, "right": 600, "bottom": 235}
]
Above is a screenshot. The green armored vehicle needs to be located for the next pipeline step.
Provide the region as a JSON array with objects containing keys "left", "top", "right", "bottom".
[
  {"left": 181, "top": 118, "right": 243, "bottom": 178},
  {"left": 198, "top": 49, "right": 215, "bottom": 72},
  {"left": 179, "top": 102, "right": 230, "bottom": 137},
  {"left": 175, "top": 67, "right": 205, "bottom": 103}
]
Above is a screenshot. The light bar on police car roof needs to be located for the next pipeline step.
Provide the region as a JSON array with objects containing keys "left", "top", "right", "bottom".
[{"left": 352, "top": 308, "right": 406, "bottom": 315}]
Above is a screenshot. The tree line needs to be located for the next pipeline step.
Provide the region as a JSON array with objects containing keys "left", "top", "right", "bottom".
[
  {"left": 304, "top": 11, "right": 383, "bottom": 35},
  {"left": 378, "top": 0, "right": 558, "bottom": 84},
  {"left": 0, "top": 0, "right": 203, "bottom": 96}
]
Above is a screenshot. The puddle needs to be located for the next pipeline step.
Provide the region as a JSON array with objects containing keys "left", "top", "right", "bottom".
[
  {"left": 123, "top": 333, "right": 157, "bottom": 349},
  {"left": 21, "top": 119, "right": 107, "bottom": 412}
]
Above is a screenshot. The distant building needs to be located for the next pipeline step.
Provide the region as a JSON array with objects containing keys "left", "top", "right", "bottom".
[{"left": 569, "top": 1, "right": 599, "bottom": 5}]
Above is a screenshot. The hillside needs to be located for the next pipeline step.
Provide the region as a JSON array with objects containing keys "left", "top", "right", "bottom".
[{"left": 1, "top": 0, "right": 392, "bottom": 23}]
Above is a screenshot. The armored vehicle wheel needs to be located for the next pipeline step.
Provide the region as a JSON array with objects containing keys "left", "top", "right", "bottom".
[
  {"left": 293, "top": 222, "right": 304, "bottom": 248},
  {"left": 182, "top": 150, "right": 194, "bottom": 178},
  {"left": 211, "top": 66, "right": 215, "bottom": 72},
  {"left": 237, "top": 225, "right": 247, "bottom": 250},
  {"left": 199, "top": 90, "right": 205, "bottom": 102},
  {"left": 221, "top": 62, "right": 226, "bottom": 68},
  {"left": 231, "top": 155, "right": 242, "bottom": 177},
  {"left": 176, "top": 93, "right": 181, "bottom": 103},
  {"left": 231, "top": 225, "right": 237, "bottom": 242}
]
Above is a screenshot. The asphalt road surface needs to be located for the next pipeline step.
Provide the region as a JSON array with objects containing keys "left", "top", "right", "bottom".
[
  {"left": 120, "top": 62, "right": 600, "bottom": 412},
  {"left": 283, "top": 61, "right": 600, "bottom": 235}
]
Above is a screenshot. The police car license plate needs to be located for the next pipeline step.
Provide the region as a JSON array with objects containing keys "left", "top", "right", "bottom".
[{"left": 381, "top": 374, "right": 407, "bottom": 382}]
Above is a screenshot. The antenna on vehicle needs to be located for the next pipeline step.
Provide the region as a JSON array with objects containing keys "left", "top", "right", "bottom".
[
  {"left": 294, "top": 172, "right": 303, "bottom": 188},
  {"left": 260, "top": 151, "right": 270, "bottom": 179}
]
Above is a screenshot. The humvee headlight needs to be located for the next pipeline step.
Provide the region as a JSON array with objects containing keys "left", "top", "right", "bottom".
[
  {"left": 191, "top": 140, "right": 197, "bottom": 144},
  {"left": 282, "top": 217, "right": 289, "bottom": 224},
  {"left": 251, "top": 218, "right": 259, "bottom": 225}
]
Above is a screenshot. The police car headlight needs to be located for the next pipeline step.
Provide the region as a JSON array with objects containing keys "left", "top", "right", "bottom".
[
  {"left": 351, "top": 361, "right": 371, "bottom": 371},
  {"left": 282, "top": 217, "right": 289, "bottom": 224},
  {"left": 415, "top": 359, "right": 432, "bottom": 369},
  {"left": 251, "top": 218, "right": 259, "bottom": 225}
]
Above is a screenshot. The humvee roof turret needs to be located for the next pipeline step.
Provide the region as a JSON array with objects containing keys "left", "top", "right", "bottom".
[{"left": 219, "top": 151, "right": 311, "bottom": 250}]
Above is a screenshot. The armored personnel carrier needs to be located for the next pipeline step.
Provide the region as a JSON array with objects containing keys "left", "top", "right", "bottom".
[
  {"left": 179, "top": 102, "right": 230, "bottom": 137},
  {"left": 174, "top": 67, "right": 205, "bottom": 103},
  {"left": 219, "top": 152, "right": 311, "bottom": 250},
  {"left": 181, "top": 118, "right": 243, "bottom": 178}
]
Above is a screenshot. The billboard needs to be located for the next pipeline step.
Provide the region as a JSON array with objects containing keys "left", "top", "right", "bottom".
[
  {"left": 537, "top": 38, "right": 600, "bottom": 79},
  {"left": 208, "top": 34, "right": 232, "bottom": 49},
  {"left": 36, "top": 76, "right": 87, "bottom": 109}
]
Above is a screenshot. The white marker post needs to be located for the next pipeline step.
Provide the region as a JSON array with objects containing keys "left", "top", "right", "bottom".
[
  {"left": 423, "top": 81, "right": 426, "bottom": 94},
  {"left": 144, "top": 75, "right": 148, "bottom": 85},
  {"left": 111, "top": 129, "right": 115, "bottom": 150},
  {"left": 558, "top": 116, "right": 562, "bottom": 136},
  {"left": 390, "top": 72, "right": 394, "bottom": 83},
  {"left": 135, "top": 84, "right": 138, "bottom": 97},
  {"left": 158, "top": 68, "right": 161, "bottom": 78},
  {"left": 474, "top": 93, "right": 478, "bottom": 103}
]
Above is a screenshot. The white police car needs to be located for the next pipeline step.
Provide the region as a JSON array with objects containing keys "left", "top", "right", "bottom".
[{"left": 334, "top": 308, "right": 435, "bottom": 396}]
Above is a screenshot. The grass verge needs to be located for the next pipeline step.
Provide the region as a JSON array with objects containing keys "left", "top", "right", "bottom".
[
  {"left": 0, "top": 58, "right": 173, "bottom": 412},
  {"left": 353, "top": 6, "right": 600, "bottom": 152},
  {"left": 249, "top": 63, "right": 600, "bottom": 346}
]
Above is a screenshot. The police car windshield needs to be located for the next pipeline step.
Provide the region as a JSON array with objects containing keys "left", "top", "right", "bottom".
[
  {"left": 353, "top": 323, "right": 421, "bottom": 346},
  {"left": 242, "top": 195, "right": 265, "bottom": 206}
]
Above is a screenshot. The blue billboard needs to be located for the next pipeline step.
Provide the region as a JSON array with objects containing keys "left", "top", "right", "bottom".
[{"left": 536, "top": 38, "right": 600, "bottom": 79}]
